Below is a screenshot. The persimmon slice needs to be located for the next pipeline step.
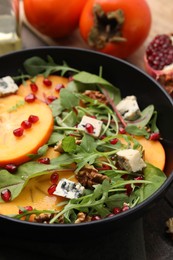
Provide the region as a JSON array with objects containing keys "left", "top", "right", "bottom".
[
  {"left": 0, "top": 95, "right": 54, "bottom": 166},
  {"left": 136, "top": 136, "right": 165, "bottom": 171},
  {"left": 17, "top": 75, "right": 68, "bottom": 102}
]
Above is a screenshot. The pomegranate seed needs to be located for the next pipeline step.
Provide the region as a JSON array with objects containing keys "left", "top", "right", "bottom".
[
  {"left": 119, "top": 127, "right": 126, "bottom": 134},
  {"left": 43, "top": 78, "right": 52, "bottom": 86},
  {"left": 30, "top": 83, "right": 38, "bottom": 92},
  {"left": 55, "top": 84, "right": 65, "bottom": 92},
  {"left": 47, "top": 96, "right": 57, "bottom": 103},
  {"left": 50, "top": 172, "right": 59, "bottom": 184},
  {"left": 91, "top": 215, "right": 101, "bottom": 221},
  {"left": 110, "top": 138, "right": 118, "bottom": 145},
  {"left": 85, "top": 123, "right": 94, "bottom": 134},
  {"left": 134, "top": 176, "right": 144, "bottom": 186},
  {"left": 48, "top": 184, "right": 57, "bottom": 195},
  {"left": 38, "top": 158, "right": 50, "bottom": 164},
  {"left": 102, "top": 164, "right": 112, "bottom": 170},
  {"left": 1, "top": 189, "right": 11, "bottom": 202},
  {"left": 113, "top": 207, "right": 122, "bottom": 215},
  {"left": 25, "top": 93, "right": 36, "bottom": 103},
  {"left": 121, "top": 174, "right": 129, "bottom": 180},
  {"left": 21, "top": 120, "right": 32, "bottom": 129},
  {"left": 125, "top": 184, "right": 133, "bottom": 196},
  {"left": 107, "top": 213, "right": 114, "bottom": 218},
  {"left": 4, "top": 163, "right": 17, "bottom": 173},
  {"left": 122, "top": 204, "right": 130, "bottom": 212},
  {"left": 149, "top": 132, "right": 160, "bottom": 141},
  {"left": 28, "top": 115, "right": 39, "bottom": 123},
  {"left": 100, "top": 135, "right": 106, "bottom": 140},
  {"left": 13, "top": 127, "right": 24, "bottom": 137},
  {"left": 19, "top": 206, "right": 33, "bottom": 214}
]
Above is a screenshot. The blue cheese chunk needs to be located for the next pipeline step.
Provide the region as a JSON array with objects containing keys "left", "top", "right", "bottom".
[
  {"left": 0, "top": 76, "right": 18, "bottom": 96},
  {"left": 53, "top": 178, "right": 85, "bottom": 199},
  {"left": 116, "top": 95, "right": 141, "bottom": 121},
  {"left": 117, "top": 149, "right": 146, "bottom": 172},
  {"left": 77, "top": 115, "right": 103, "bottom": 137}
]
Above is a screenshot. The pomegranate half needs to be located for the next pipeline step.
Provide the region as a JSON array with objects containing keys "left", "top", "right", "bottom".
[{"left": 144, "top": 33, "right": 173, "bottom": 97}]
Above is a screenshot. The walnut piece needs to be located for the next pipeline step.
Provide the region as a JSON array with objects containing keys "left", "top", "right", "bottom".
[
  {"left": 75, "top": 212, "right": 92, "bottom": 224},
  {"left": 76, "top": 164, "right": 110, "bottom": 188},
  {"left": 34, "top": 213, "right": 53, "bottom": 223},
  {"left": 83, "top": 90, "right": 108, "bottom": 105},
  {"left": 166, "top": 217, "right": 173, "bottom": 239}
]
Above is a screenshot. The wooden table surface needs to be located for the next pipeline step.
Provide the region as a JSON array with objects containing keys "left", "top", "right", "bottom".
[{"left": 20, "top": 0, "right": 173, "bottom": 259}]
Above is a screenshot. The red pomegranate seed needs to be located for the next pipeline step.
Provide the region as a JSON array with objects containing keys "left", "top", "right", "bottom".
[
  {"left": 38, "top": 158, "right": 50, "bottom": 164},
  {"left": 30, "top": 83, "right": 38, "bottom": 92},
  {"left": 100, "top": 135, "right": 106, "bottom": 140},
  {"left": 149, "top": 132, "right": 160, "bottom": 141},
  {"left": 25, "top": 93, "right": 36, "bottom": 103},
  {"left": 85, "top": 123, "right": 94, "bottom": 134},
  {"left": 121, "top": 174, "right": 129, "bottom": 180},
  {"left": 125, "top": 184, "right": 133, "bottom": 196},
  {"left": 134, "top": 176, "right": 144, "bottom": 186},
  {"left": 19, "top": 206, "right": 33, "bottom": 214},
  {"left": 102, "top": 164, "right": 112, "bottom": 170},
  {"left": 107, "top": 213, "right": 114, "bottom": 218},
  {"left": 1, "top": 189, "right": 11, "bottom": 202},
  {"left": 4, "top": 163, "right": 17, "bottom": 173},
  {"left": 28, "top": 115, "right": 39, "bottom": 123},
  {"left": 113, "top": 207, "right": 122, "bottom": 215},
  {"left": 91, "top": 215, "right": 101, "bottom": 221},
  {"left": 110, "top": 138, "right": 118, "bottom": 145},
  {"left": 55, "top": 84, "right": 65, "bottom": 92},
  {"left": 50, "top": 172, "right": 59, "bottom": 184},
  {"left": 13, "top": 127, "right": 24, "bottom": 137},
  {"left": 43, "top": 78, "right": 52, "bottom": 86},
  {"left": 119, "top": 127, "right": 126, "bottom": 134},
  {"left": 122, "top": 204, "right": 130, "bottom": 212},
  {"left": 48, "top": 184, "right": 57, "bottom": 195},
  {"left": 21, "top": 120, "right": 32, "bottom": 129},
  {"left": 47, "top": 95, "right": 57, "bottom": 103}
]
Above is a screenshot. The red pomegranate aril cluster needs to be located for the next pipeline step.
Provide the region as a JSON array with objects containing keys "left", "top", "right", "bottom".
[
  {"left": 30, "top": 83, "right": 38, "bottom": 92},
  {"left": 149, "top": 132, "right": 160, "bottom": 141},
  {"left": 125, "top": 184, "right": 133, "bottom": 196},
  {"left": 47, "top": 95, "right": 57, "bottom": 103},
  {"left": 110, "top": 138, "right": 118, "bottom": 145},
  {"left": 48, "top": 184, "right": 57, "bottom": 195},
  {"left": 113, "top": 207, "right": 121, "bottom": 215},
  {"left": 1, "top": 189, "right": 11, "bottom": 202},
  {"left": 91, "top": 215, "right": 101, "bottom": 221},
  {"left": 13, "top": 115, "right": 39, "bottom": 137},
  {"left": 119, "top": 127, "right": 126, "bottom": 134},
  {"left": 146, "top": 34, "right": 173, "bottom": 70},
  {"left": 43, "top": 78, "right": 52, "bottom": 86}
]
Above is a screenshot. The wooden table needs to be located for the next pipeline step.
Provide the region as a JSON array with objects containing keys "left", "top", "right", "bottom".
[{"left": 15, "top": 0, "right": 173, "bottom": 259}]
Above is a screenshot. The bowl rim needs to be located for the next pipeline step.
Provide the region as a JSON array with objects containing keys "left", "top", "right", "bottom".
[{"left": 0, "top": 46, "right": 173, "bottom": 228}]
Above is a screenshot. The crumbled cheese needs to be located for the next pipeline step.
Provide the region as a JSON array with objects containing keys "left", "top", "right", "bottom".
[
  {"left": 117, "top": 149, "right": 146, "bottom": 172},
  {"left": 77, "top": 115, "right": 103, "bottom": 137},
  {"left": 53, "top": 178, "right": 85, "bottom": 199},
  {"left": 116, "top": 95, "right": 141, "bottom": 121},
  {"left": 0, "top": 76, "right": 18, "bottom": 96}
]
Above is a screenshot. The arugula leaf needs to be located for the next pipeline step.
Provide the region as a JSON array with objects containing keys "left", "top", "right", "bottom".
[
  {"left": 59, "top": 88, "right": 79, "bottom": 109},
  {"left": 125, "top": 125, "right": 150, "bottom": 138},
  {"left": 62, "top": 136, "right": 77, "bottom": 153}
]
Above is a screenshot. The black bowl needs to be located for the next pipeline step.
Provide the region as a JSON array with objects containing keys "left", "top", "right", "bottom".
[{"left": 0, "top": 47, "right": 173, "bottom": 241}]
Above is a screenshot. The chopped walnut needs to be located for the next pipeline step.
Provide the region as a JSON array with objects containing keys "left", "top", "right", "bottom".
[
  {"left": 34, "top": 213, "right": 53, "bottom": 223},
  {"left": 166, "top": 217, "right": 173, "bottom": 239},
  {"left": 76, "top": 164, "right": 110, "bottom": 189},
  {"left": 54, "top": 140, "right": 64, "bottom": 153},
  {"left": 83, "top": 90, "right": 109, "bottom": 105},
  {"left": 75, "top": 212, "right": 92, "bottom": 224},
  {"left": 158, "top": 74, "right": 173, "bottom": 98}
]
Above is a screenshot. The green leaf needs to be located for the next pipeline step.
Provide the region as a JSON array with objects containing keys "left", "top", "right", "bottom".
[
  {"left": 60, "top": 88, "right": 79, "bottom": 109},
  {"left": 125, "top": 125, "right": 150, "bottom": 138},
  {"left": 62, "top": 136, "right": 77, "bottom": 153}
]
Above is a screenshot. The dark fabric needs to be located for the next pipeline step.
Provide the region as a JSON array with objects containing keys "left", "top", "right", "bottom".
[{"left": 0, "top": 218, "right": 146, "bottom": 260}]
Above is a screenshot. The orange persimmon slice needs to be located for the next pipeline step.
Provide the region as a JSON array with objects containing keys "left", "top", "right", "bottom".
[
  {"left": 17, "top": 75, "right": 68, "bottom": 102},
  {"left": 0, "top": 95, "right": 54, "bottom": 166},
  {"left": 136, "top": 136, "right": 165, "bottom": 171}
]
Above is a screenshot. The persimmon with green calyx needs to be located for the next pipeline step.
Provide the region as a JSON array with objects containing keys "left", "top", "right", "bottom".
[
  {"left": 17, "top": 75, "right": 68, "bottom": 104},
  {"left": 0, "top": 95, "right": 54, "bottom": 166},
  {"left": 79, "top": 0, "right": 152, "bottom": 58}
]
